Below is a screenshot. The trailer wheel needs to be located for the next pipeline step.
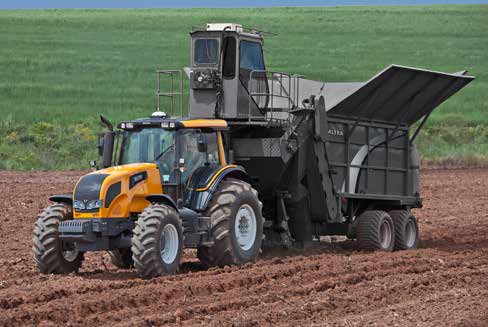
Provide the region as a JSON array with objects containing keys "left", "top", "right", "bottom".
[
  {"left": 357, "top": 210, "right": 395, "bottom": 251},
  {"left": 108, "top": 249, "right": 134, "bottom": 269},
  {"left": 389, "top": 210, "right": 419, "bottom": 250},
  {"left": 197, "top": 178, "right": 264, "bottom": 268},
  {"left": 32, "top": 203, "right": 84, "bottom": 274},
  {"left": 131, "top": 204, "right": 183, "bottom": 279}
]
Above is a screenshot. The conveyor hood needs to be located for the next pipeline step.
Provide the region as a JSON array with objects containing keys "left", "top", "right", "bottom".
[{"left": 326, "top": 65, "right": 475, "bottom": 126}]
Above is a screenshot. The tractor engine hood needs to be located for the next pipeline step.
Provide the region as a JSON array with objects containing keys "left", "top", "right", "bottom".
[{"left": 73, "top": 163, "right": 163, "bottom": 219}]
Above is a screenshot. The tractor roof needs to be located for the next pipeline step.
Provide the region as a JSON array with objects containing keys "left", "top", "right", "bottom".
[
  {"left": 190, "top": 23, "right": 269, "bottom": 40},
  {"left": 117, "top": 114, "right": 227, "bottom": 131}
]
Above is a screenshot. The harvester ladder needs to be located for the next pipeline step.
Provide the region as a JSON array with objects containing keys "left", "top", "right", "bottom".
[{"left": 157, "top": 70, "right": 184, "bottom": 117}]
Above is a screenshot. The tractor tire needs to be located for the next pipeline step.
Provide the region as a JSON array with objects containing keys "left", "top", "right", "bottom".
[
  {"left": 32, "top": 203, "right": 84, "bottom": 274},
  {"left": 197, "top": 178, "right": 264, "bottom": 268},
  {"left": 389, "top": 210, "right": 419, "bottom": 250},
  {"left": 131, "top": 204, "right": 183, "bottom": 279},
  {"left": 356, "top": 210, "right": 395, "bottom": 251},
  {"left": 108, "top": 249, "right": 134, "bottom": 269}
]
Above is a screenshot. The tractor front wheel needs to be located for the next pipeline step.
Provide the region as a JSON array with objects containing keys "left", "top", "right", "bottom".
[
  {"left": 131, "top": 204, "right": 183, "bottom": 279},
  {"left": 32, "top": 203, "right": 84, "bottom": 274}
]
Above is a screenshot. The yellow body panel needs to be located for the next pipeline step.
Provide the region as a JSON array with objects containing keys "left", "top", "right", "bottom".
[
  {"left": 73, "top": 163, "right": 163, "bottom": 219},
  {"left": 181, "top": 119, "right": 227, "bottom": 129}
]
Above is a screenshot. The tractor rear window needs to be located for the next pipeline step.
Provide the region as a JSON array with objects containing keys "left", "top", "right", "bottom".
[{"left": 194, "top": 38, "right": 219, "bottom": 65}]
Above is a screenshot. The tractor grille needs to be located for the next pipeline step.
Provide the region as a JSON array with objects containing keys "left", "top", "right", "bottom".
[{"left": 59, "top": 220, "right": 92, "bottom": 234}]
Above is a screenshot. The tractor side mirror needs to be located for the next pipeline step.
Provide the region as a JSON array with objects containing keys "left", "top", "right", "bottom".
[{"left": 197, "top": 134, "right": 208, "bottom": 153}]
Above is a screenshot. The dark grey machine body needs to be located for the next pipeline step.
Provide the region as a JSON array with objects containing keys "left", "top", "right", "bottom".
[{"left": 162, "top": 24, "right": 474, "bottom": 245}]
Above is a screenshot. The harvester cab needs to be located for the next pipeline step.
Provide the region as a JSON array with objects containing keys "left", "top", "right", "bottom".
[{"left": 34, "top": 23, "right": 474, "bottom": 279}]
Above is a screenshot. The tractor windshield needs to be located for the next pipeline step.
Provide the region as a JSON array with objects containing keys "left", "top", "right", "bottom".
[{"left": 119, "top": 128, "right": 175, "bottom": 175}]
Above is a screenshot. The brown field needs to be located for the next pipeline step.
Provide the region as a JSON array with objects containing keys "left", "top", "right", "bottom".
[{"left": 0, "top": 169, "right": 487, "bottom": 326}]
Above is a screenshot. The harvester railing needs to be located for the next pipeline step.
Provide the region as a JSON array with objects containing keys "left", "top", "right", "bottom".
[
  {"left": 157, "top": 70, "right": 184, "bottom": 117},
  {"left": 248, "top": 70, "right": 303, "bottom": 123}
]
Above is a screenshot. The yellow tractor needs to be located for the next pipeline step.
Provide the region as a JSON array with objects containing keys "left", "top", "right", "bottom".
[{"left": 33, "top": 112, "right": 263, "bottom": 278}]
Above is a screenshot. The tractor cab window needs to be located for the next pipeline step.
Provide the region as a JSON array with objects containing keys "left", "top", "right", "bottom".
[
  {"left": 179, "top": 130, "right": 219, "bottom": 182},
  {"left": 119, "top": 128, "right": 175, "bottom": 176},
  {"left": 194, "top": 38, "right": 219, "bottom": 65}
]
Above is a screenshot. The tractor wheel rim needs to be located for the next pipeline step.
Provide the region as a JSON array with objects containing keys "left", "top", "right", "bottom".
[
  {"left": 405, "top": 219, "right": 417, "bottom": 248},
  {"left": 160, "top": 224, "right": 179, "bottom": 264},
  {"left": 62, "top": 243, "right": 79, "bottom": 262},
  {"left": 379, "top": 219, "right": 392, "bottom": 249},
  {"left": 235, "top": 204, "right": 257, "bottom": 251}
]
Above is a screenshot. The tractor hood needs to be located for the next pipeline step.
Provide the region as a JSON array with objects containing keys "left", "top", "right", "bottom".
[{"left": 73, "top": 163, "right": 163, "bottom": 218}]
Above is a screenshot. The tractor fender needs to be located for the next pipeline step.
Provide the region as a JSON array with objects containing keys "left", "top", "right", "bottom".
[
  {"left": 187, "top": 165, "right": 251, "bottom": 211},
  {"left": 49, "top": 194, "right": 73, "bottom": 206},
  {"left": 146, "top": 194, "right": 178, "bottom": 211}
]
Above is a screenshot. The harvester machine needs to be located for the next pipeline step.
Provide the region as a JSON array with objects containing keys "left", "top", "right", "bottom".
[{"left": 33, "top": 23, "right": 474, "bottom": 278}]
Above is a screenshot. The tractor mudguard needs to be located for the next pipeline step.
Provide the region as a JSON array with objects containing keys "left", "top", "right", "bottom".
[
  {"left": 146, "top": 194, "right": 178, "bottom": 211},
  {"left": 185, "top": 164, "right": 251, "bottom": 211},
  {"left": 48, "top": 194, "right": 73, "bottom": 206}
]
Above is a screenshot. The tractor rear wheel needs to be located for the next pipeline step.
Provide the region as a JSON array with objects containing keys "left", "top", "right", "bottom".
[
  {"left": 108, "top": 249, "right": 134, "bottom": 269},
  {"left": 197, "top": 178, "right": 264, "bottom": 268},
  {"left": 32, "top": 203, "right": 84, "bottom": 274},
  {"left": 356, "top": 210, "right": 395, "bottom": 251},
  {"left": 389, "top": 210, "right": 419, "bottom": 250},
  {"left": 131, "top": 204, "right": 183, "bottom": 279}
]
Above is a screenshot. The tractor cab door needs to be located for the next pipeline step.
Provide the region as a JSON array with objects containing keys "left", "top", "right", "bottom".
[{"left": 178, "top": 130, "right": 220, "bottom": 183}]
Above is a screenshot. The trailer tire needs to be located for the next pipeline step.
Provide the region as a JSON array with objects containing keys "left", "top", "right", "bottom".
[
  {"left": 389, "top": 210, "right": 419, "bottom": 250},
  {"left": 32, "top": 204, "right": 84, "bottom": 274},
  {"left": 357, "top": 210, "right": 395, "bottom": 251},
  {"left": 197, "top": 178, "right": 264, "bottom": 268},
  {"left": 131, "top": 204, "right": 183, "bottom": 279},
  {"left": 108, "top": 249, "right": 134, "bottom": 269}
]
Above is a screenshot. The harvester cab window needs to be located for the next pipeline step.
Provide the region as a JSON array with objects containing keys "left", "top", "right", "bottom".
[
  {"left": 239, "top": 40, "right": 265, "bottom": 73},
  {"left": 239, "top": 40, "right": 268, "bottom": 108},
  {"left": 179, "top": 130, "right": 219, "bottom": 183},
  {"left": 194, "top": 38, "right": 219, "bottom": 65}
]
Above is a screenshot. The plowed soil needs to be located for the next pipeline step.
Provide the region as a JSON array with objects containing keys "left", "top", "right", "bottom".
[{"left": 0, "top": 169, "right": 487, "bottom": 326}]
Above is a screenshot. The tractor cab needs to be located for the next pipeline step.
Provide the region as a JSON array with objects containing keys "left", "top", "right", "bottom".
[
  {"left": 94, "top": 111, "right": 230, "bottom": 211},
  {"left": 115, "top": 113, "right": 227, "bottom": 201}
]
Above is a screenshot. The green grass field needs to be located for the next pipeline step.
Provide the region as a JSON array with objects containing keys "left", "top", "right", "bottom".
[{"left": 0, "top": 5, "right": 487, "bottom": 169}]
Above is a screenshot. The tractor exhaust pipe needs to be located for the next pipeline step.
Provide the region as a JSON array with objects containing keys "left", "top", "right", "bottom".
[{"left": 102, "top": 131, "right": 114, "bottom": 168}]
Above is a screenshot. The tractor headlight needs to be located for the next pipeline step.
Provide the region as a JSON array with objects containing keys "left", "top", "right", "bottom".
[
  {"left": 73, "top": 200, "right": 103, "bottom": 211},
  {"left": 73, "top": 200, "right": 85, "bottom": 210},
  {"left": 86, "top": 200, "right": 103, "bottom": 210}
]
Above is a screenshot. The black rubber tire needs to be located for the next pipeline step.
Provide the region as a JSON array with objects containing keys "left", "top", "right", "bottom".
[
  {"left": 389, "top": 210, "right": 419, "bottom": 250},
  {"left": 32, "top": 204, "right": 84, "bottom": 274},
  {"left": 108, "top": 249, "right": 134, "bottom": 269},
  {"left": 131, "top": 204, "right": 183, "bottom": 279},
  {"left": 197, "top": 178, "right": 264, "bottom": 268},
  {"left": 356, "top": 210, "right": 395, "bottom": 251}
]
